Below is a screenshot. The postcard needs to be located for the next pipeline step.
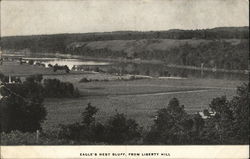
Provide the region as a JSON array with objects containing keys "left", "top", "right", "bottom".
[{"left": 0, "top": 0, "right": 249, "bottom": 158}]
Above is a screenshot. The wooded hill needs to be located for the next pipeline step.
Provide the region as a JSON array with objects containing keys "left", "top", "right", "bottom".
[{"left": 1, "top": 27, "right": 249, "bottom": 70}]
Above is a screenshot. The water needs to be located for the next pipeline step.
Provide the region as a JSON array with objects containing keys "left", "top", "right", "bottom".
[
  {"left": 22, "top": 57, "right": 110, "bottom": 69},
  {"left": 43, "top": 59, "right": 109, "bottom": 69},
  {"left": 105, "top": 62, "right": 248, "bottom": 81},
  {"left": 6, "top": 54, "right": 248, "bottom": 81}
]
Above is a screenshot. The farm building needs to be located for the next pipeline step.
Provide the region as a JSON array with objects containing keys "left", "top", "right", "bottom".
[{"left": 198, "top": 109, "right": 216, "bottom": 119}]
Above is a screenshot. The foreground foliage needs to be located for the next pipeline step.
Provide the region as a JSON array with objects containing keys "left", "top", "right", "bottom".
[
  {"left": 0, "top": 76, "right": 46, "bottom": 133},
  {"left": 145, "top": 98, "right": 205, "bottom": 144},
  {"left": 43, "top": 78, "right": 80, "bottom": 98},
  {"left": 0, "top": 74, "right": 80, "bottom": 133},
  {"left": 145, "top": 83, "right": 249, "bottom": 144},
  {"left": 1, "top": 76, "right": 248, "bottom": 144},
  {"left": 200, "top": 83, "right": 249, "bottom": 144},
  {"left": 59, "top": 103, "right": 142, "bottom": 144}
]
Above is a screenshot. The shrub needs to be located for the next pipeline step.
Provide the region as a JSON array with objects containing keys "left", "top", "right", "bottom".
[
  {"left": 26, "top": 74, "right": 43, "bottom": 83},
  {"left": 229, "top": 83, "right": 249, "bottom": 143},
  {"left": 201, "top": 83, "right": 249, "bottom": 144},
  {"left": 144, "top": 84, "right": 249, "bottom": 145},
  {"left": 104, "top": 113, "right": 142, "bottom": 144},
  {"left": 58, "top": 103, "right": 142, "bottom": 144},
  {"left": 1, "top": 131, "right": 37, "bottom": 145},
  {"left": 0, "top": 73, "right": 21, "bottom": 83},
  {"left": 0, "top": 78, "right": 46, "bottom": 133},
  {"left": 79, "top": 78, "right": 90, "bottom": 83},
  {"left": 144, "top": 98, "right": 202, "bottom": 144},
  {"left": 58, "top": 103, "right": 105, "bottom": 143},
  {"left": 43, "top": 79, "right": 80, "bottom": 98},
  {"left": 28, "top": 60, "right": 34, "bottom": 65},
  {"left": 94, "top": 67, "right": 100, "bottom": 72},
  {"left": 129, "top": 75, "right": 136, "bottom": 80},
  {"left": 81, "top": 103, "right": 98, "bottom": 126}
]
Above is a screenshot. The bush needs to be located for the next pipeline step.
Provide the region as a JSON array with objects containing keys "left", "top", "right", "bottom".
[
  {"left": 229, "top": 83, "right": 249, "bottom": 143},
  {"left": 1, "top": 131, "right": 38, "bottom": 145},
  {"left": 79, "top": 78, "right": 90, "bottom": 83},
  {"left": 201, "top": 83, "right": 249, "bottom": 144},
  {"left": 58, "top": 103, "right": 105, "bottom": 143},
  {"left": 94, "top": 67, "right": 100, "bottom": 72},
  {"left": 43, "top": 79, "right": 80, "bottom": 98},
  {"left": 0, "top": 73, "right": 21, "bottom": 83},
  {"left": 26, "top": 74, "right": 43, "bottom": 83},
  {"left": 28, "top": 60, "right": 34, "bottom": 65},
  {"left": 58, "top": 103, "right": 142, "bottom": 144},
  {"left": 144, "top": 98, "right": 203, "bottom": 144},
  {"left": 129, "top": 75, "right": 136, "bottom": 80},
  {"left": 104, "top": 113, "right": 142, "bottom": 144},
  {"left": 144, "top": 84, "right": 249, "bottom": 145},
  {"left": 0, "top": 78, "right": 46, "bottom": 133}
]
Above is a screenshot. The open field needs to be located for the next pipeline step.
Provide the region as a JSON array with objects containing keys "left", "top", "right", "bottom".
[
  {"left": 0, "top": 61, "right": 90, "bottom": 76},
  {"left": 41, "top": 72, "right": 243, "bottom": 130},
  {"left": 1, "top": 61, "right": 245, "bottom": 130},
  {"left": 42, "top": 77, "right": 241, "bottom": 130}
]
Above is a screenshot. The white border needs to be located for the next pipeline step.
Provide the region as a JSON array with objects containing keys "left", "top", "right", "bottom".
[{"left": 1, "top": 145, "right": 249, "bottom": 159}]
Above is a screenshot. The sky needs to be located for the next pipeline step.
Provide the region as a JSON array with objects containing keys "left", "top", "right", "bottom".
[{"left": 1, "top": 0, "right": 249, "bottom": 37}]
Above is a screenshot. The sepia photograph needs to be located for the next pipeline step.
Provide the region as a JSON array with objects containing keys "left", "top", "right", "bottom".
[{"left": 0, "top": 0, "right": 249, "bottom": 158}]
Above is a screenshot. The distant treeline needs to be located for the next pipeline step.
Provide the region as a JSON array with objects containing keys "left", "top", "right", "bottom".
[
  {"left": 68, "top": 40, "right": 249, "bottom": 70},
  {"left": 1, "top": 27, "right": 249, "bottom": 53}
]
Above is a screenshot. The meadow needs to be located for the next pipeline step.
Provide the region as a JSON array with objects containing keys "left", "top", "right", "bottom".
[
  {"left": 42, "top": 77, "right": 239, "bottom": 130},
  {"left": 0, "top": 61, "right": 244, "bottom": 130}
]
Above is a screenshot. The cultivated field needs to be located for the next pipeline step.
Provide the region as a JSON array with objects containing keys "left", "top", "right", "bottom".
[{"left": 1, "top": 61, "right": 245, "bottom": 130}]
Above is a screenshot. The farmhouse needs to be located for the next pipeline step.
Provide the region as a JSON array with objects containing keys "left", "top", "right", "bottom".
[{"left": 198, "top": 109, "right": 216, "bottom": 119}]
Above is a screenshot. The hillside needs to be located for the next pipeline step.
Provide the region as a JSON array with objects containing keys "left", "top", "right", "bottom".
[
  {"left": 67, "top": 39, "right": 245, "bottom": 53},
  {"left": 66, "top": 39, "right": 249, "bottom": 70},
  {"left": 1, "top": 27, "right": 249, "bottom": 70},
  {"left": 1, "top": 26, "right": 248, "bottom": 52}
]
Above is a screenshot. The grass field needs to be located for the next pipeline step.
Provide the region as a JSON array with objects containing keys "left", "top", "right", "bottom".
[
  {"left": 42, "top": 78, "right": 240, "bottom": 130},
  {"left": 0, "top": 61, "right": 90, "bottom": 76},
  {"left": 1, "top": 61, "right": 245, "bottom": 130}
]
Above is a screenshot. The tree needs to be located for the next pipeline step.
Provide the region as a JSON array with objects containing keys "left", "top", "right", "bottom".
[
  {"left": 201, "top": 83, "right": 249, "bottom": 144},
  {"left": 26, "top": 74, "right": 43, "bottom": 83},
  {"left": 0, "top": 77, "right": 46, "bottom": 133},
  {"left": 145, "top": 98, "right": 199, "bottom": 144},
  {"left": 59, "top": 103, "right": 105, "bottom": 143},
  {"left": 43, "top": 79, "right": 80, "bottom": 98},
  {"left": 59, "top": 104, "right": 142, "bottom": 144},
  {"left": 229, "top": 83, "right": 249, "bottom": 143},
  {"left": 81, "top": 103, "right": 98, "bottom": 126},
  {"left": 105, "top": 113, "right": 142, "bottom": 144}
]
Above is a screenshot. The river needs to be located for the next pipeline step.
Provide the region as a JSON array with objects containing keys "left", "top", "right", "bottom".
[{"left": 3, "top": 53, "right": 248, "bottom": 81}]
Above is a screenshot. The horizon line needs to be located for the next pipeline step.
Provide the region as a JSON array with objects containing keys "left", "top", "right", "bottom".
[{"left": 1, "top": 26, "right": 249, "bottom": 38}]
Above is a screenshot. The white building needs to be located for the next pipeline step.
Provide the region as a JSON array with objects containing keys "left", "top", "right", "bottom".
[{"left": 198, "top": 110, "right": 216, "bottom": 119}]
